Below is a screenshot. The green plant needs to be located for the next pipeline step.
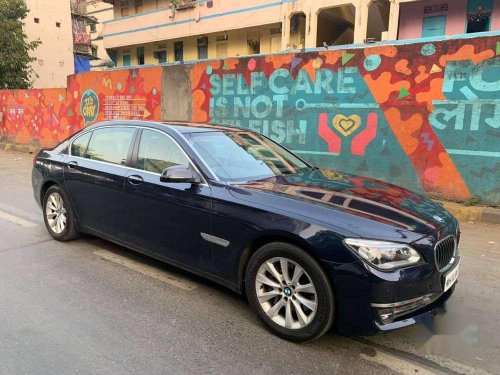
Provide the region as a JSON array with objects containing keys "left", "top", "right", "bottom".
[
  {"left": 0, "top": 0, "right": 41, "bottom": 89},
  {"left": 170, "top": 0, "right": 182, "bottom": 8},
  {"left": 464, "top": 195, "right": 482, "bottom": 206}
]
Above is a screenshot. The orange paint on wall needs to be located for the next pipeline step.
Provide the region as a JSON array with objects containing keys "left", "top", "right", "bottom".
[
  {"left": 415, "top": 78, "right": 446, "bottom": 112},
  {"left": 384, "top": 108, "right": 422, "bottom": 155},
  {"left": 364, "top": 72, "right": 411, "bottom": 104},
  {"left": 383, "top": 108, "right": 471, "bottom": 201},
  {"left": 423, "top": 152, "right": 471, "bottom": 201},
  {"left": 364, "top": 45, "right": 398, "bottom": 58},
  {"left": 395, "top": 59, "right": 412, "bottom": 76},
  {"left": 192, "top": 89, "right": 208, "bottom": 123},
  {"left": 318, "top": 51, "right": 341, "bottom": 65},
  {"left": 264, "top": 54, "right": 294, "bottom": 69},
  {"left": 439, "top": 44, "right": 495, "bottom": 66},
  {"left": 415, "top": 66, "right": 429, "bottom": 84}
]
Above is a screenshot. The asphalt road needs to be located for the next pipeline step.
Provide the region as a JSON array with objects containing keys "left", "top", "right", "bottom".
[{"left": 0, "top": 149, "right": 499, "bottom": 375}]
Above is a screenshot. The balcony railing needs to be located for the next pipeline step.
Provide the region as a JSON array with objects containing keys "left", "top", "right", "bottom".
[{"left": 103, "top": 0, "right": 283, "bottom": 49}]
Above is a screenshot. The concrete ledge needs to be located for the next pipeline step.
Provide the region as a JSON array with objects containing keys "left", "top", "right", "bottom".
[
  {"left": 0, "top": 142, "right": 40, "bottom": 155},
  {"left": 440, "top": 201, "right": 500, "bottom": 225}
]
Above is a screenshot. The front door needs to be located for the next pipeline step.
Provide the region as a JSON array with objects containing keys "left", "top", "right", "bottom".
[
  {"left": 122, "top": 128, "right": 213, "bottom": 272},
  {"left": 64, "top": 126, "right": 137, "bottom": 239}
]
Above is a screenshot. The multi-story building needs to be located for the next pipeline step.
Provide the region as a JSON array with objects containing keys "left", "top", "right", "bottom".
[
  {"left": 101, "top": 0, "right": 394, "bottom": 67},
  {"left": 102, "top": 0, "right": 498, "bottom": 69},
  {"left": 24, "top": 0, "right": 74, "bottom": 88},
  {"left": 71, "top": 0, "right": 98, "bottom": 72},
  {"left": 23, "top": 0, "right": 97, "bottom": 87},
  {"left": 87, "top": 0, "right": 115, "bottom": 70}
]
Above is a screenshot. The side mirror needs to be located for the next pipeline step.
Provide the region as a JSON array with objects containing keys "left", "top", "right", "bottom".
[{"left": 160, "top": 165, "right": 201, "bottom": 184}]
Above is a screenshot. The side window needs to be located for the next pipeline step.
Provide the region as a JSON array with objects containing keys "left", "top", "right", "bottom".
[
  {"left": 87, "top": 127, "right": 136, "bottom": 165},
  {"left": 53, "top": 139, "right": 70, "bottom": 154},
  {"left": 137, "top": 129, "right": 189, "bottom": 174},
  {"left": 71, "top": 132, "right": 92, "bottom": 157}
]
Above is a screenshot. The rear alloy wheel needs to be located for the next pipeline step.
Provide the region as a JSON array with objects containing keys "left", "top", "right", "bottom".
[
  {"left": 246, "top": 242, "right": 334, "bottom": 342},
  {"left": 43, "top": 186, "right": 79, "bottom": 241}
]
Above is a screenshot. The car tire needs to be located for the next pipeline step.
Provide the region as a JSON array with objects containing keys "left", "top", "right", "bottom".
[
  {"left": 42, "top": 185, "right": 79, "bottom": 242},
  {"left": 245, "top": 242, "right": 335, "bottom": 342}
]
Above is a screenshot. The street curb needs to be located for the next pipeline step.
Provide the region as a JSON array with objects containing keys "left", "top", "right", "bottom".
[
  {"left": 1, "top": 141, "right": 499, "bottom": 225},
  {"left": 0, "top": 141, "right": 40, "bottom": 155},
  {"left": 439, "top": 201, "right": 500, "bottom": 225}
]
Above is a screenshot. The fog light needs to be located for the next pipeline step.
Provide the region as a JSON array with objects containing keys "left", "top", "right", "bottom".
[{"left": 377, "top": 308, "right": 395, "bottom": 324}]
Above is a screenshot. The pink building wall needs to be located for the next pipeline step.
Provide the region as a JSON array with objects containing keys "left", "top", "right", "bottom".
[
  {"left": 398, "top": 0, "right": 469, "bottom": 39},
  {"left": 495, "top": 0, "right": 500, "bottom": 30}
]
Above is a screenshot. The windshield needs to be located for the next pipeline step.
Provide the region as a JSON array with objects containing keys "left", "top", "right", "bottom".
[{"left": 187, "top": 131, "right": 311, "bottom": 182}]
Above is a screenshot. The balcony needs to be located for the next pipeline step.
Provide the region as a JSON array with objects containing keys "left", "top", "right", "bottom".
[
  {"left": 103, "top": 0, "right": 283, "bottom": 49},
  {"left": 70, "top": 0, "right": 87, "bottom": 16}
]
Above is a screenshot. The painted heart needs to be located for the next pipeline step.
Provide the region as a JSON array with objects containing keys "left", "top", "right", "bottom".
[{"left": 332, "top": 114, "right": 361, "bottom": 137}]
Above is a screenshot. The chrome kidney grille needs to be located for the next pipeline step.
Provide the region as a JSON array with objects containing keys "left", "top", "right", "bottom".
[{"left": 435, "top": 235, "right": 457, "bottom": 271}]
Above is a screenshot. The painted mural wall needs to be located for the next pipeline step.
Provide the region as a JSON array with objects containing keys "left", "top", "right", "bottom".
[
  {"left": 190, "top": 36, "right": 500, "bottom": 205},
  {"left": 0, "top": 67, "right": 163, "bottom": 147},
  {"left": 0, "top": 35, "right": 498, "bottom": 205}
]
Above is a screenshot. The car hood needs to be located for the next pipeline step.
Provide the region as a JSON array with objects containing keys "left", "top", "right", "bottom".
[{"left": 229, "top": 169, "right": 456, "bottom": 240}]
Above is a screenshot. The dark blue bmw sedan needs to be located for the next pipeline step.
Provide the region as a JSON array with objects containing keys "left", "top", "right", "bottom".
[{"left": 32, "top": 120, "right": 460, "bottom": 342}]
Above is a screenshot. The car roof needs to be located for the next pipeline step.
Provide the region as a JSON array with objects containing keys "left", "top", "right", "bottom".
[
  {"left": 86, "top": 120, "right": 246, "bottom": 134},
  {"left": 163, "top": 121, "right": 244, "bottom": 134}
]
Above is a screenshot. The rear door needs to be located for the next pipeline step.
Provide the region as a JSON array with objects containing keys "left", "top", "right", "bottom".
[
  {"left": 64, "top": 126, "right": 137, "bottom": 239},
  {"left": 121, "top": 128, "right": 213, "bottom": 272}
]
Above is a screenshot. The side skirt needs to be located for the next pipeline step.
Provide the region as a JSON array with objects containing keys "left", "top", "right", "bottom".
[{"left": 80, "top": 225, "right": 242, "bottom": 294}]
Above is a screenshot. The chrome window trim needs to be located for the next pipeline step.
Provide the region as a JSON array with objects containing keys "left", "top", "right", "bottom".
[
  {"left": 68, "top": 125, "right": 209, "bottom": 187},
  {"left": 434, "top": 234, "right": 457, "bottom": 273},
  {"left": 68, "top": 125, "right": 138, "bottom": 158}
]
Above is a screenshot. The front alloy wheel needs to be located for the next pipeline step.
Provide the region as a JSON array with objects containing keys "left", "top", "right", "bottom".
[
  {"left": 256, "top": 257, "right": 318, "bottom": 329},
  {"left": 246, "top": 242, "right": 335, "bottom": 342}
]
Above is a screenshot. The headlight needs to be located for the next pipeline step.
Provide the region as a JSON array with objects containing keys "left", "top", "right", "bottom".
[{"left": 344, "top": 239, "right": 422, "bottom": 271}]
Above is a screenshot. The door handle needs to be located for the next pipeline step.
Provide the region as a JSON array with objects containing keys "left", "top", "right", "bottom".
[
  {"left": 67, "top": 161, "right": 78, "bottom": 169},
  {"left": 127, "top": 175, "right": 144, "bottom": 185}
]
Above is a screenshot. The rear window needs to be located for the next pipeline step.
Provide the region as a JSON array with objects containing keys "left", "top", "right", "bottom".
[
  {"left": 87, "top": 127, "right": 136, "bottom": 165},
  {"left": 71, "top": 132, "right": 92, "bottom": 158}
]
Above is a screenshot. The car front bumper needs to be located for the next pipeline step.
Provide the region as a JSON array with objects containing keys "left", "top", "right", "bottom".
[{"left": 322, "top": 256, "right": 460, "bottom": 336}]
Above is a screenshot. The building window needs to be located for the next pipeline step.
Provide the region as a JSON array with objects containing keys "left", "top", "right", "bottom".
[
  {"left": 154, "top": 50, "right": 167, "bottom": 64},
  {"left": 121, "top": 0, "right": 129, "bottom": 17},
  {"left": 56, "top": 22, "right": 61, "bottom": 28},
  {"left": 137, "top": 46, "right": 145, "bottom": 65},
  {"left": 90, "top": 23, "right": 97, "bottom": 33},
  {"left": 174, "top": 41, "right": 183, "bottom": 62},
  {"left": 108, "top": 50, "right": 118, "bottom": 66},
  {"left": 34, "top": 17, "right": 40, "bottom": 23},
  {"left": 248, "top": 39, "right": 260, "bottom": 55},
  {"left": 466, "top": 0, "right": 493, "bottom": 33},
  {"left": 134, "top": 0, "right": 143, "bottom": 14},
  {"left": 421, "top": 15, "right": 447, "bottom": 37},
  {"left": 123, "top": 54, "right": 131, "bottom": 67},
  {"left": 197, "top": 37, "right": 208, "bottom": 60},
  {"left": 92, "top": 46, "right": 98, "bottom": 57}
]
